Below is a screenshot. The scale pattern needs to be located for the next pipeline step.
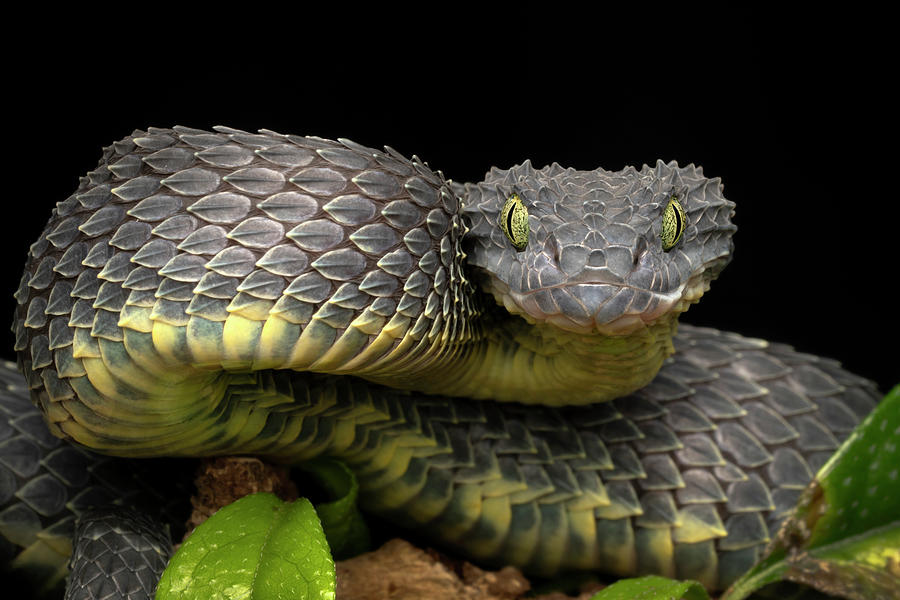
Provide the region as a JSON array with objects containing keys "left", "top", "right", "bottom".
[
  {"left": 4, "top": 127, "right": 883, "bottom": 593},
  {"left": 459, "top": 161, "right": 735, "bottom": 330},
  {"left": 64, "top": 508, "right": 172, "bottom": 600},
  {"left": 4, "top": 325, "right": 880, "bottom": 591},
  {"left": 12, "top": 126, "right": 476, "bottom": 450},
  {"left": 279, "top": 324, "right": 877, "bottom": 590},
  {"left": 0, "top": 361, "right": 190, "bottom": 595}
]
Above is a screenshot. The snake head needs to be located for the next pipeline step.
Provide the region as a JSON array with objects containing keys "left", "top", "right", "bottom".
[{"left": 460, "top": 160, "right": 737, "bottom": 335}]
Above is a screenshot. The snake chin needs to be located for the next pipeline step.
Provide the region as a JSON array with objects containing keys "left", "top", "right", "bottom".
[{"left": 486, "top": 266, "right": 717, "bottom": 337}]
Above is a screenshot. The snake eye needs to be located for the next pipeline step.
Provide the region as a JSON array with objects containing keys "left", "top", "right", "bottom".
[
  {"left": 660, "top": 195, "right": 686, "bottom": 251},
  {"left": 499, "top": 193, "right": 529, "bottom": 252}
]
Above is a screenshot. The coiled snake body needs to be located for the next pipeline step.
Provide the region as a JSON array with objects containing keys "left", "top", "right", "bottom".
[{"left": 3, "top": 126, "right": 880, "bottom": 594}]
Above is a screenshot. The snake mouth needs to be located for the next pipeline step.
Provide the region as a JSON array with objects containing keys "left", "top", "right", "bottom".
[{"left": 487, "top": 267, "right": 718, "bottom": 336}]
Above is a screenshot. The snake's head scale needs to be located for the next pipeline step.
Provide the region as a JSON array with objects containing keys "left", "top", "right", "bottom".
[{"left": 460, "top": 160, "right": 737, "bottom": 336}]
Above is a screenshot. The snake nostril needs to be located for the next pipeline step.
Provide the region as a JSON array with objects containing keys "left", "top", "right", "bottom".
[{"left": 633, "top": 238, "right": 649, "bottom": 267}]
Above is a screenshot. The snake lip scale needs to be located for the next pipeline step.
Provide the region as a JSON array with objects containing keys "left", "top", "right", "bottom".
[{"left": 3, "top": 125, "right": 880, "bottom": 595}]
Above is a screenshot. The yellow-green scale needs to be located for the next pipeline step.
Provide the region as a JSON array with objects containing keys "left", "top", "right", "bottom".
[{"left": 352, "top": 312, "right": 680, "bottom": 406}]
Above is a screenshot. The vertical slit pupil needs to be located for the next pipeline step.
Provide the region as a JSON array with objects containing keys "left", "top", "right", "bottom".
[{"left": 673, "top": 200, "right": 683, "bottom": 236}]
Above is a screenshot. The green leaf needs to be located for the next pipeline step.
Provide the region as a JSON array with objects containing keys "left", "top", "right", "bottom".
[
  {"left": 155, "top": 493, "right": 335, "bottom": 600},
  {"left": 589, "top": 575, "right": 710, "bottom": 600},
  {"left": 296, "top": 458, "right": 371, "bottom": 560},
  {"left": 724, "top": 384, "right": 900, "bottom": 600}
]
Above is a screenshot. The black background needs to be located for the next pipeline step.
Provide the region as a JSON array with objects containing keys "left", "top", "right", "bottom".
[{"left": 3, "top": 28, "right": 895, "bottom": 394}]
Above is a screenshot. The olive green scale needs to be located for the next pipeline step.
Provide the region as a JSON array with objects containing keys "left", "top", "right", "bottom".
[{"left": 7, "top": 127, "right": 881, "bottom": 591}]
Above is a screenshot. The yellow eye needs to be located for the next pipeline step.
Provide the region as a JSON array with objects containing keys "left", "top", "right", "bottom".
[
  {"left": 499, "top": 193, "right": 529, "bottom": 251},
  {"left": 660, "top": 195, "right": 686, "bottom": 251}
]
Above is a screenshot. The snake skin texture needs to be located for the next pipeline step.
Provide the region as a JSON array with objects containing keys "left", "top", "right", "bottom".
[
  {"left": 0, "top": 361, "right": 190, "bottom": 597},
  {"left": 6, "top": 127, "right": 882, "bottom": 593},
  {"left": 63, "top": 507, "right": 172, "bottom": 600},
  {"left": 2, "top": 332, "right": 879, "bottom": 591}
]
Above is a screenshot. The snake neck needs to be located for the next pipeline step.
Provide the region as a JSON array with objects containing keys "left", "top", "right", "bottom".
[{"left": 355, "top": 300, "right": 680, "bottom": 406}]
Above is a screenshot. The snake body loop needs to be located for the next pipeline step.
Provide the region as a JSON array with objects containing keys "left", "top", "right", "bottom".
[{"left": 4, "top": 126, "right": 880, "bottom": 593}]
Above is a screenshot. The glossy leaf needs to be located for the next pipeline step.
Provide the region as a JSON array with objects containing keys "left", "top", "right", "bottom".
[
  {"left": 155, "top": 492, "right": 335, "bottom": 600},
  {"left": 589, "top": 575, "right": 710, "bottom": 600},
  {"left": 724, "top": 384, "right": 900, "bottom": 600}
]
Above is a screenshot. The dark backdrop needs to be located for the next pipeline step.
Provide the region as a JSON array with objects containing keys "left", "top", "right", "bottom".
[{"left": 4, "top": 39, "right": 895, "bottom": 393}]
